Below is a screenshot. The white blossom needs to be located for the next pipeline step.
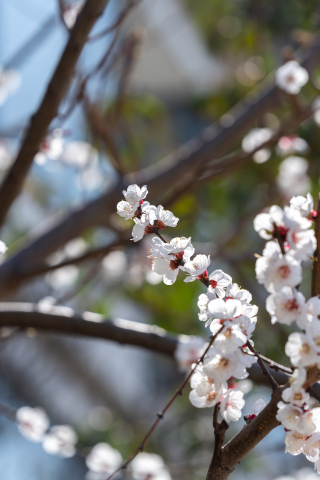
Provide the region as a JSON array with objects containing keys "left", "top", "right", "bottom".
[
  {"left": 241, "top": 128, "right": 273, "bottom": 164},
  {"left": 277, "top": 156, "right": 311, "bottom": 197},
  {"left": 189, "top": 365, "right": 227, "bottom": 408},
  {"left": 282, "top": 387, "right": 310, "bottom": 407},
  {"left": 275, "top": 60, "right": 309, "bottom": 94},
  {"left": 256, "top": 249, "right": 302, "bottom": 294},
  {"left": 290, "top": 193, "right": 315, "bottom": 218},
  {"left": 250, "top": 399, "right": 266, "bottom": 416},
  {"left": 203, "top": 348, "right": 248, "bottom": 383},
  {"left": 208, "top": 269, "right": 232, "bottom": 297},
  {"left": 285, "top": 333, "right": 318, "bottom": 367},
  {"left": 220, "top": 389, "right": 245, "bottom": 423},
  {"left": 184, "top": 255, "right": 210, "bottom": 282},
  {"left": 151, "top": 237, "right": 194, "bottom": 285},
  {"left": 62, "top": 141, "right": 98, "bottom": 167},
  {"left": 290, "top": 368, "right": 307, "bottom": 392},
  {"left": 197, "top": 287, "right": 217, "bottom": 324},
  {"left": 86, "top": 443, "right": 122, "bottom": 477},
  {"left": 226, "top": 283, "right": 252, "bottom": 304},
  {"left": 42, "top": 425, "right": 77, "bottom": 458},
  {"left": 277, "top": 135, "right": 309, "bottom": 157},
  {"left": 131, "top": 452, "right": 172, "bottom": 480},
  {"left": 131, "top": 213, "right": 152, "bottom": 242},
  {"left": 207, "top": 298, "right": 242, "bottom": 320},
  {"left": 266, "top": 287, "right": 306, "bottom": 326},
  {"left": 214, "top": 324, "right": 247, "bottom": 354},
  {"left": 16, "top": 406, "right": 49, "bottom": 443},
  {"left": 175, "top": 336, "right": 207, "bottom": 372},
  {"left": 276, "top": 402, "right": 316, "bottom": 435},
  {"left": 303, "top": 433, "right": 320, "bottom": 462},
  {"left": 284, "top": 430, "right": 307, "bottom": 455},
  {"left": 35, "top": 129, "right": 64, "bottom": 165},
  {"left": 230, "top": 314, "right": 257, "bottom": 339},
  {"left": 253, "top": 206, "right": 286, "bottom": 240},
  {"left": 149, "top": 205, "right": 179, "bottom": 228},
  {"left": 123, "top": 185, "right": 148, "bottom": 206}
]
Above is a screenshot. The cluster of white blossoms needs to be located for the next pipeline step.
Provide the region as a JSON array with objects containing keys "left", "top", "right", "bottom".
[
  {"left": 117, "top": 185, "right": 263, "bottom": 424},
  {"left": 15, "top": 405, "right": 171, "bottom": 480},
  {"left": 254, "top": 193, "right": 320, "bottom": 473},
  {"left": 191, "top": 280, "right": 258, "bottom": 420}
]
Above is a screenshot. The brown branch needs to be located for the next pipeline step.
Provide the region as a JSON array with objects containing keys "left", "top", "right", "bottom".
[
  {"left": 0, "top": 0, "right": 111, "bottom": 230},
  {"left": 212, "top": 404, "right": 229, "bottom": 464},
  {"left": 0, "top": 302, "right": 177, "bottom": 357},
  {"left": 206, "top": 385, "right": 285, "bottom": 480},
  {"left": 312, "top": 193, "right": 320, "bottom": 296},
  {"left": 0, "top": 301, "right": 319, "bottom": 401}
]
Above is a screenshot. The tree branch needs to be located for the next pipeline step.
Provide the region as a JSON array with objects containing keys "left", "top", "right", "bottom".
[
  {"left": 0, "top": 302, "right": 177, "bottom": 357},
  {"left": 206, "top": 385, "right": 285, "bottom": 480},
  {"left": 0, "top": 0, "right": 111, "bottom": 230}
]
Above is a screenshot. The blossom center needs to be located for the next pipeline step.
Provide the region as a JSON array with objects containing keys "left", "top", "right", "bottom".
[
  {"left": 210, "top": 279, "right": 218, "bottom": 288},
  {"left": 313, "top": 335, "right": 320, "bottom": 346},
  {"left": 207, "top": 392, "right": 217, "bottom": 402},
  {"left": 220, "top": 358, "right": 229, "bottom": 368},
  {"left": 277, "top": 265, "right": 290, "bottom": 278},
  {"left": 301, "top": 343, "right": 311, "bottom": 354},
  {"left": 284, "top": 298, "right": 299, "bottom": 312}
]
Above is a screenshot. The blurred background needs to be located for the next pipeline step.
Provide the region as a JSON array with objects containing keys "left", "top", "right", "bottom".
[{"left": 0, "top": 0, "right": 320, "bottom": 479}]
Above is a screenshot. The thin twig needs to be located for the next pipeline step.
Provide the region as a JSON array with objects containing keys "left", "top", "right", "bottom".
[
  {"left": 243, "top": 349, "right": 293, "bottom": 375},
  {"left": 245, "top": 342, "right": 278, "bottom": 391},
  {"left": 106, "top": 325, "right": 224, "bottom": 480},
  {"left": 88, "top": 0, "right": 138, "bottom": 42}
]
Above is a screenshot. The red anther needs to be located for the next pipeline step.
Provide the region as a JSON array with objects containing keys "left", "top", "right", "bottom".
[{"left": 170, "top": 259, "right": 179, "bottom": 270}]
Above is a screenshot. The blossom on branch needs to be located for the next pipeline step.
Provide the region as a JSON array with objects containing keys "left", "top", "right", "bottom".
[
  {"left": 275, "top": 60, "right": 309, "bottom": 94},
  {"left": 42, "top": 425, "right": 77, "bottom": 458},
  {"left": 131, "top": 453, "right": 172, "bottom": 480},
  {"left": 220, "top": 389, "right": 245, "bottom": 423},
  {"left": 16, "top": 406, "right": 49, "bottom": 443},
  {"left": 266, "top": 286, "right": 306, "bottom": 326},
  {"left": 184, "top": 254, "right": 210, "bottom": 282},
  {"left": 151, "top": 236, "right": 194, "bottom": 285},
  {"left": 189, "top": 365, "right": 226, "bottom": 408},
  {"left": 85, "top": 443, "right": 122, "bottom": 479}
]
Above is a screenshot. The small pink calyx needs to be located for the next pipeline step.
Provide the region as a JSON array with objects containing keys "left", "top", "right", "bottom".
[
  {"left": 144, "top": 224, "right": 154, "bottom": 235},
  {"left": 275, "top": 225, "right": 289, "bottom": 242},
  {"left": 210, "top": 279, "right": 218, "bottom": 289},
  {"left": 307, "top": 210, "right": 318, "bottom": 221},
  {"left": 197, "top": 270, "right": 208, "bottom": 281},
  {"left": 246, "top": 414, "right": 256, "bottom": 422},
  {"left": 155, "top": 220, "right": 166, "bottom": 230}
]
